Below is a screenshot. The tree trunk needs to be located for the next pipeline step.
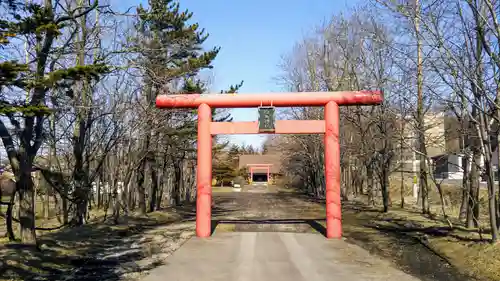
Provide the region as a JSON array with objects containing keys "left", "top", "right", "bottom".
[
  {"left": 127, "top": 171, "right": 136, "bottom": 211},
  {"left": 188, "top": 162, "right": 197, "bottom": 202},
  {"left": 97, "top": 178, "right": 102, "bottom": 209},
  {"left": 72, "top": 6, "right": 91, "bottom": 225},
  {"left": 156, "top": 179, "right": 164, "bottom": 209},
  {"left": 44, "top": 184, "right": 50, "bottom": 219},
  {"left": 367, "top": 165, "right": 375, "bottom": 206},
  {"left": 61, "top": 186, "right": 69, "bottom": 224},
  {"left": 418, "top": 143, "right": 430, "bottom": 214},
  {"left": 414, "top": 0, "right": 430, "bottom": 215},
  {"left": 467, "top": 151, "right": 480, "bottom": 228},
  {"left": 381, "top": 162, "right": 390, "bottom": 213},
  {"left": 149, "top": 167, "right": 158, "bottom": 212},
  {"left": 17, "top": 165, "right": 37, "bottom": 246},
  {"left": 112, "top": 182, "right": 120, "bottom": 224},
  {"left": 73, "top": 174, "right": 89, "bottom": 225},
  {"left": 477, "top": 112, "right": 498, "bottom": 241},
  {"left": 484, "top": 157, "right": 498, "bottom": 242},
  {"left": 136, "top": 158, "right": 147, "bottom": 214},
  {"left": 173, "top": 159, "right": 183, "bottom": 205},
  {"left": 72, "top": 117, "right": 89, "bottom": 225},
  {"left": 6, "top": 188, "right": 16, "bottom": 241},
  {"left": 459, "top": 153, "right": 470, "bottom": 221},
  {"left": 136, "top": 133, "right": 150, "bottom": 214}
]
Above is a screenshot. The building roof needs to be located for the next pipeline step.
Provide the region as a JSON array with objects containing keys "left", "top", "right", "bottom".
[{"left": 238, "top": 154, "right": 282, "bottom": 174}]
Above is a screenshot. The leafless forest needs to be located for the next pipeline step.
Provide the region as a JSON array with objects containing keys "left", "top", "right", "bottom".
[
  {"left": 272, "top": 0, "right": 500, "bottom": 239},
  {"left": 2, "top": 0, "right": 500, "bottom": 280}
]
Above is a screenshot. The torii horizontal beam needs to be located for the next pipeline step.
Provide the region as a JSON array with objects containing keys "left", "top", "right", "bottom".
[{"left": 156, "top": 90, "right": 383, "bottom": 108}]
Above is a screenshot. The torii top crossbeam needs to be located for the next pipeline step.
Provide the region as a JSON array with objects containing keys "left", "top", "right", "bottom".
[{"left": 156, "top": 90, "right": 383, "bottom": 108}]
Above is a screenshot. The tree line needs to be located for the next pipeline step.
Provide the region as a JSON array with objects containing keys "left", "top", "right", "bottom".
[
  {"left": 4, "top": 0, "right": 500, "bottom": 248},
  {"left": 269, "top": 0, "right": 500, "bottom": 243},
  {"left": 0, "top": 0, "right": 245, "bottom": 247}
]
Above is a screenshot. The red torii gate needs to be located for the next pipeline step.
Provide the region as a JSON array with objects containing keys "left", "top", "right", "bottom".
[
  {"left": 247, "top": 164, "right": 272, "bottom": 183},
  {"left": 156, "top": 91, "right": 382, "bottom": 239}
]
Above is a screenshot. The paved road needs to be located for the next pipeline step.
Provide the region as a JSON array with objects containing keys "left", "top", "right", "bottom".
[{"left": 142, "top": 232, "right": 422, "bottom": 281}]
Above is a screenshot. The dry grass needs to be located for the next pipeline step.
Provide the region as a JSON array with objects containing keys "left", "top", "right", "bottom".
[
  {"left": 388, "top": 177, "right": 491, "bottom": 222},
  {"left": 212, "top": 186, "right": 238, "bottom": 193},
  {"left": 0, "top": 201, "right": 197, "bottom": 281},
  {"left": 373, "top": 209, "right": 500, "bottom": 281},
  {"left": 0, "top": 196, "right": 64, "bottom": 239},
  {"left": 213, "top": 223, "right": 236, "bottom": 233},
  {"left": 336, "top": 178, "right": 500, "bottom": 281}
]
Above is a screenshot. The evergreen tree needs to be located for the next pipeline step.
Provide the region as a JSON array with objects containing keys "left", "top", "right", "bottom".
[
  {"left": 130, "top": 0, "right": 242, "bottom": 208},
  {"left": 131, "top": 0, "right": 243, "bottom": 108},
  {"left": 132, "top": 0, "right": 220, "bottom": 97},
  {"left": 213, "top": 162, "right": 236, "bottom": 186},
  {"left": 227, "top": 144, "right": 241, "bottom": 168},
  {"left": 0, "top": 0, "right": 107, "bottom": 246}
]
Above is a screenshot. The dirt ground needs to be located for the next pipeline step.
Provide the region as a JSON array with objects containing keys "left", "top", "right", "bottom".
[{"left": 0, "top": 185, "right": 484, "bottom": 281}]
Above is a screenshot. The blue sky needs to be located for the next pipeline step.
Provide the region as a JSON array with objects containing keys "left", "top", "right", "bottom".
[{"left": 139, "top": 0, "right": 360, "bottom": 148}]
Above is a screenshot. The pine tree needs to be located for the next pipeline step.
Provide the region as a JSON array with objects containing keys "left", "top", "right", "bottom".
[
  {"left": 131, "top": 0, "right": 244, "bottom": 104},
  {"left": 0, "top": 0, "right": 107, "bottom": 246},
  {"left": 130, "top": 0, "right": 242, "bottom": 208},
  {"left": 213, "top": 162, "right": 236, "bottom": 186},
  {"left": 133, "top": 0, "right": 220, "bottom": 95}
]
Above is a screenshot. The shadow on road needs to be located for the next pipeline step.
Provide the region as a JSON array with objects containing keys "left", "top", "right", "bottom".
[
  {"left": 211, "top": 218, "right": 327, "bottom": 236},
  {"left": 0, "top": 202, "right": 236, "bottom": 281}
]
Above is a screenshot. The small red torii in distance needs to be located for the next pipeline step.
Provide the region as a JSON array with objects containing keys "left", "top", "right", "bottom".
[{"left": 156, "top": 90, "right": 383, "bottom": 239}]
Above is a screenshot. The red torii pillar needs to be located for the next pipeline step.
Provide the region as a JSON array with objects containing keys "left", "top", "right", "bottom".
[{"left": 156, "top": 91, "right": 382, "bottom": 239}]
